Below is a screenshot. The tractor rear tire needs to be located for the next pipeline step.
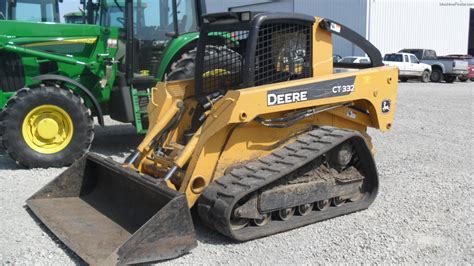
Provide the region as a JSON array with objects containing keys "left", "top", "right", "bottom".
[
  {"left": 167, "top": 48, "right": 198, "bottom": 81},
  {"left": 166, "top": 45, "right": 242, "bottom": 81},
  {"left": 0, "top": 52, "right": 25, "bottom": 92},
  {"left": 0, "top": 85, "right": 94, "bottom": 168}
]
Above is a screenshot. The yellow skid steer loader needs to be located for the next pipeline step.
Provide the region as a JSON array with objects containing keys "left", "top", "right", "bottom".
[{"left": 27, "top": 12, "right": 398, "bottom": 265}]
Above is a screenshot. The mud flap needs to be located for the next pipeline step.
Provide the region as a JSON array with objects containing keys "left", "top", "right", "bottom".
[{"left": 26, "top": 153, "right": 197, "bottom": 265}]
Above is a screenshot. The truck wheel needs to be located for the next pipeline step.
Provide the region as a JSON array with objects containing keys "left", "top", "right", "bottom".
[
  {"left": 420, "top": 70, "right": 430, "bottom": 83},
  {"left": 430, "top": 69, "right": 443, "bottom": 82},
  {"left": 0, "top": 85, "right": 94, "bottom": 168},
  {"left": 458, "top": 76, "right": 468, "bottom": 82},
  {"left": 400, "top": 77, "right": 408, "bottom": 82},
  {"left": 444, "top": 76, "right": 455, "bottom": 83}
]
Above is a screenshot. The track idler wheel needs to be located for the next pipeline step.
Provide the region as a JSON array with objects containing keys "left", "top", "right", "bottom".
[
  {"left": 297, "top": 203, "right": 313, "bottom": 216},
  {"left": 230, "top": 217, "right": 249, "bottom": 231}
]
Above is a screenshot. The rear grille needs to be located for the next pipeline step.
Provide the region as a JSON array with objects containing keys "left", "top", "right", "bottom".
[
  {"left": 197, "top": 17, "right": 313, "bottom": 96},
  {"left": 254, "top": 23, "right": 312, "bottom": 86},
  {"left": 200, "top": 31, "right": 248, "bottom": 95}
]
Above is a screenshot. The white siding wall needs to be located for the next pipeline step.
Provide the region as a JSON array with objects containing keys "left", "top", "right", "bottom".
[
  {"left": 204, "top": 0, "right": 472, "bottom": 56},
  {"left": 294, "top": 0, "right": 368, "bottom": 57},
  {"left": 368, "top": 0, "right": 471, "bottom": 55},
  {"left": 205, "top": 0, "right": 287, "bottom": 13}
]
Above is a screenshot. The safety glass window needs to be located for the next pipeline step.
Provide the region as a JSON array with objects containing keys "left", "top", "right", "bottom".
[
  {"left": 175, "top": 0, "right": 197, "bottom": 33},
  {"left": 384, "top": 54, "right": 402, "bottom": 62},
  {"left": 14, "top": 0, "right": 57, "bottom": 22},
  {"left": 0, "top": 0, "right": 6, "bottom": 19},
  {"left": 15, "top": 2, "right": 42, "bottom": 21}
]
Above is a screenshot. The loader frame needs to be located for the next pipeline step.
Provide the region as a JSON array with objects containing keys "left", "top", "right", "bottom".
[
  {"left": 134, "top": 14, "right": 398, "bottom": 206},
  {"left": 26, "top": 12, "right": 398, "bottom": 265}
]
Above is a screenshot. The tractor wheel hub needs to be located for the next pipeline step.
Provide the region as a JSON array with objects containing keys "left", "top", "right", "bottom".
[{"left": 37, "top": 118, "right": 59, "bottom": 140}]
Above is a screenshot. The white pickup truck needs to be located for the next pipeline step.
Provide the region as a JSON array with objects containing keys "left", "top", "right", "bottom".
[
  {"left": 383, "top": 53, "right": 432, "bottom": 82},
  {"left": 383, "top": 53, "right": 431, "bottom": 82}
]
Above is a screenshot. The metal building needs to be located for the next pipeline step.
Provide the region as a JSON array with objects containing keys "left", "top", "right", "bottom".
[{"left": 206, "top": 0, "right": 474, "bottom": 57}]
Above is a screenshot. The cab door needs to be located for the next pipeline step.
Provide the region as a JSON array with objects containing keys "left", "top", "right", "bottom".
[
  {"left": 398, "top": 54, "right": 410, "bottom": 76},
  {"left": 409, "top": 54, "right": 423, "bottom": 76}
]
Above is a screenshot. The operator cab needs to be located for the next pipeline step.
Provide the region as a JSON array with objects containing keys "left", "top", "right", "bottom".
[
  {"left": 93, "top": 0, "right": 201, "bottom": 85},
  {"left": 0, "top": 0, "right": 60, "bottom": 22}
]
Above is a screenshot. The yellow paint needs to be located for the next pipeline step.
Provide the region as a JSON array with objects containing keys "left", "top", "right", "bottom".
[
  {"left": 213, "top": 121, "right": 311, "bottom": 178},
  {"left": 22, "top": 105, "right": 73, "bottom": 154},
  {"left": 23, "top": 38, "right": 97, "bottom": 47},
  {"left": 312, "top": 17, "right": 333, "bottom": 77},
  {"left": 202, "top": 69, "right": 230, "bottom": 78},
  {"left": 128, "top": 17, "right": 399, "bottom": 208}
]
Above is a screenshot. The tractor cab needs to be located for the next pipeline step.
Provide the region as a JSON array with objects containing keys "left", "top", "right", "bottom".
[
  {"left": 64, "top": 11, "right": 85, "bottom": 24},
  {"left": 93, "top": 0, "right": 202, "bottom": 81},
  {"left": 0, "top": 0, "right": 61, "bottom": 22}
]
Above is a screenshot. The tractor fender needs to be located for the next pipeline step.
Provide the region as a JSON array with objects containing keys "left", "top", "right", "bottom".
[
  {"left": 32, "top": 74, "right": 104, "bottom": 126},
  {"left": 156, "top": 32, "right": 200, "bottom": 81}
]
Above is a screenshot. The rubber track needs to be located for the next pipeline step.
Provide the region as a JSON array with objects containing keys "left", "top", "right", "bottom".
[{"left": 198, "top": 126, "right": 378, "bottom": 241}]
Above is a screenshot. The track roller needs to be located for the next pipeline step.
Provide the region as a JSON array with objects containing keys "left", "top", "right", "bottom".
[
  {"left": 297, "top": 203, "right": 314, "bottom": 216},
  {"left": 253, "top": 213, "right": 271, "bottom": 227},
  {"left": 315, "top": 199, "right": 330, "bottom": 211},
  {"left": 277, "top": 207, "right": 295, "bottom": 221},
  {"left": 331, "top": 197, "right": 346, "bottom": 207}
]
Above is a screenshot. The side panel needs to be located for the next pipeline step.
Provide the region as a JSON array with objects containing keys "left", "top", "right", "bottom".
[
  {"left": 180, "top": 66, "right": 398, "bottom": 206},
  {"left": 0, "top": 21, "right": 120, "bottom": 113}
]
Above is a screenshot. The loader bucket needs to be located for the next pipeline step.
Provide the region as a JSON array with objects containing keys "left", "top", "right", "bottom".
[{"left": 26, "top": 153, "right": 197, "bottom": 265}]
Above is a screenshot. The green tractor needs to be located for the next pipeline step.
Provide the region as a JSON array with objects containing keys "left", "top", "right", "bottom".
[
  {"left": 64, "top": 11, "right": 85, "bottom": 24},
  {"left": 0, "top": 0, "right": 214, "bottom": 168}
]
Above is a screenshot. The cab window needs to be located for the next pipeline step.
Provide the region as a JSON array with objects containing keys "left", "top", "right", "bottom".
[
  {"left": 409, "top": 55, "right": 419, "bottom": 63},
  {"left": 11, "top": 0, "right": 57, "bottom": 22},
  {"left": 384, "top": 54, "right": 403, "bottom": 62},
  {"left": 0, "top": 1, "right": 6, "bottom": 19},
  {"left": 176, "top": 0, "right": 197, "bottom": 33}
]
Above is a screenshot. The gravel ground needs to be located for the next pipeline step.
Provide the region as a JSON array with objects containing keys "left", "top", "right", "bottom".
[{"left": 0, "top": 81, "right": 472, "bottom": 264}]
